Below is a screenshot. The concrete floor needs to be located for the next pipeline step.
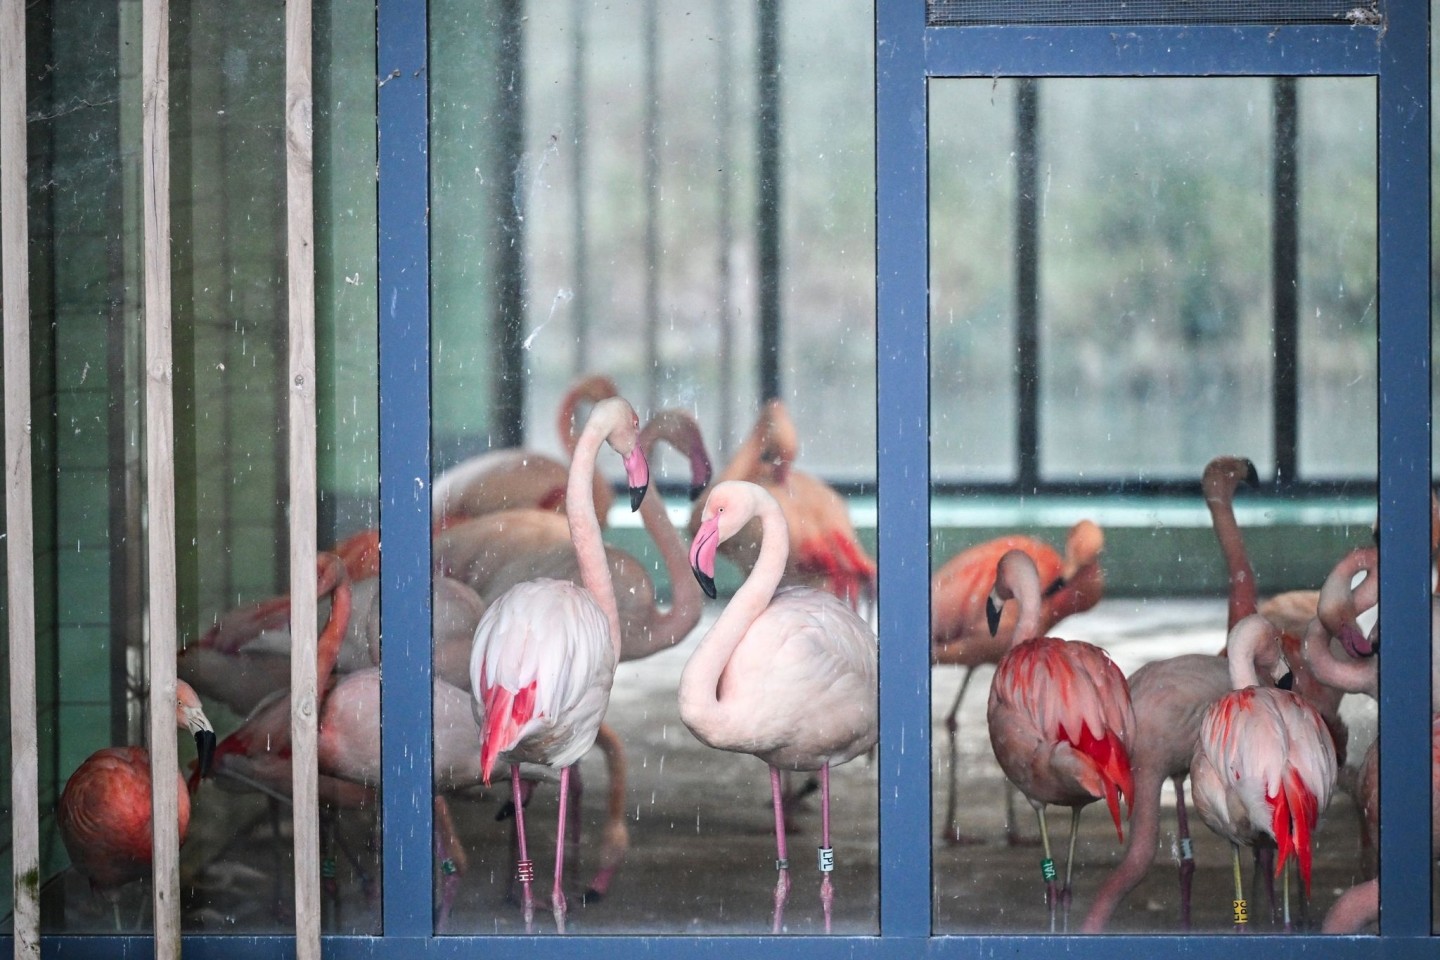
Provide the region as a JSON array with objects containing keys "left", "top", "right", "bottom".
[{"left": 45, "top": 596, "right": 1392, "bottom": 937}]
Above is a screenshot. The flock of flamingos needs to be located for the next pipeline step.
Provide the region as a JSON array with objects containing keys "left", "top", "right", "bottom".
[{"left": 53, "top": 374, "right": 1416, "bottom": 935}]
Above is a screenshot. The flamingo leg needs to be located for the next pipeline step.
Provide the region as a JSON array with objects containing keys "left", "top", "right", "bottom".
[
  {"left": 1231, "top": 842, "right": 1249, "bottom": 932},
  {"left": 942, "top": 669, "right": 980, "bottom": 845},
  {"left": 553, "top": 766, "right": 571, "bottom": 933},
  {"left": 1061, "top": 806, "right": 1082, "bottom": 931},
  {"left": 1173, "top": 775, "right": 1195, "bottom": 931},
  {"left": 510, "top": 765, "right": 536, "bottom": 932},
  {"left": 1281, "top": 858, "right": 1292, "bottom": 933},
  {"left": 769, "top": 765, "right": 792, "bottom": 934},
  {"left": 1251, "top": 845, "right": 1278, "bottom": 925},
  {"left": 819, "top": 763, "right": 834, "bottom": 934},
  {"left": 433, "top": 796, "right": 463, "bottom": 934},
  {"left": 1035, "top": 804, "right": 1058, "bottom": 933}
]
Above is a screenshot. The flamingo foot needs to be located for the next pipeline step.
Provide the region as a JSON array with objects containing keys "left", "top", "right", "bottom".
[
  {"left": 820, "top": 874, "right": 834, "bottom": 934},
  {"left": 771, "top": 868, "right": 792, "bottom": 934},
  {"left": 552, "top": 884, "right": 568, "bottom": 934},
  {"left": 1178, "top": 851, "right": 1196, "bottom": 931},
  {"left": 435, "top": 864, "right": 460, "bottom": 934}
]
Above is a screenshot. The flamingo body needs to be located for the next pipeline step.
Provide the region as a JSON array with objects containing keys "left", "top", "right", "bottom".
[
  {"left": 988, "top": 635, "right": 1135, "bottom": 838},
  {"left": 472, "top": 578, "right": 618, "bottom": 781}
]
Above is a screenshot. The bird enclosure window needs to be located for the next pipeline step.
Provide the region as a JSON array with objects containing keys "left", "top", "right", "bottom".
[
  {"left": 929, "top": 77, "right": 1379, "bottom": 933},
  {"left": 9, "top": 0, "right": 383, "bottom": 936},
  {"left": 426, "top": 0, "right": 878, "bottom": 936}
]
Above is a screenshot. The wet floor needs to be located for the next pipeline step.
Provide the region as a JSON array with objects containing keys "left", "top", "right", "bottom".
[{"left": 44, "top": 596, "right": 1393, "bottom": 937}]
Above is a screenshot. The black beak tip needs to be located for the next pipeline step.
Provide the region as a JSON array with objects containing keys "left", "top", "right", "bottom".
[
  {"left": 195, "top": 730, "right": 217, "bottom": 779},
  {"left": 1277, "top": 671, "right": 1296, "bottom": 691},
  {"left": 694, "top": 568, "right": 717, "bottom": 600},
  {"left": 688, "top": 484, "right": 705, "bottom": 503},
  {"left": 1244, "top": 460, "right": 1260, "bottom": 487},
  {"left": 985, "top": 596, "right": 1003, "bottom": 637},
  {"left": 1042, "top": 576, "right": 1067, "bottom": 599},
  {"left": 629, "top": 484, "right": 648, "bottom": 512}
]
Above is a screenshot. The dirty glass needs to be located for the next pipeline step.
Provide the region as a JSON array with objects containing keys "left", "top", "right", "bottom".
[
  {"left": 14, "top": 0, "right": 382, "bottom": 935},
  {"left": 929, "top": 77, "right": 1378, "bottom": 934},
  {"left": 428, "top": 0, "right": 878, "bottom": 935}
]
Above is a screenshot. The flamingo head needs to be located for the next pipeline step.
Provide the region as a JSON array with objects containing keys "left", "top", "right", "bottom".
[
  {"left": 690, "top": 480, "right": 767, "bottom": 600},
  {"left": 638, "top": 408, "right": 715, "bottom": 501},
  {"left": 591, "top": 397, "right": 650, "bottom": 511},
  {"left": 1062, "top": 519, "right": 1105, "bottom": 579},
  {"left": 756, "top": 399, "right": 798, "bottom": 486},
  {"left": 1201, "top": 454, "right": 1260, "bottom": 505},
  {"left": 176, "top": 680, "right": 217, "bottom": 779}
]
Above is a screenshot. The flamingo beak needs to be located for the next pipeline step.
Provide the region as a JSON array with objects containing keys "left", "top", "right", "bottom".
[
  {"left": 689, "top": 448, "right": 714, "bottom": 501},
  {"left": 1243, "top": 459, "right": 1260, "bottom": 487},
  {"left": 985, "top": 592, "right": 1003, "bottom": 636},
  {"left": 194, "top": 729, "right": 217, "bottom": 779},
  {"left": 623, "top": 446, "right": 650, "bottom": 512},
  {"left": 1338, "top": 622, "right": 1377, "bottom": 658},
  {"left": 690, "top": 520, "right": 721, "bottom": 600},
  {"left": 1042, "top": 575, "right": 1067, "bottom": 599}
]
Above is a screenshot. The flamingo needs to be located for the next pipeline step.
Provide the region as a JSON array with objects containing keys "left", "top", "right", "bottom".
[
  {"left": 984, "top": 548, "right": 1135, "bottom": 931},
  {"left": 1190, "top": 613, "right": 1338, "bottom": 932},
  {"left": 432, "top": 373, "right": 620, "bottom": 528},
  {"left": 691, "top": 399, "right": 875, "bottom": 610},
  {"left": 57, "top": 680, "right": 217, "bottom": 928},
  {"left": 434, "top": 408, "right": 711, "bottom": 902},
  {"left": 469, "top": 395, "right": 649, "bottom": 932},
  {"left": 930, "top": 520, "right": 1105, "bottom": 844},
  {"left": 682, "top": 480, "right": 878, "bottom": 934}
]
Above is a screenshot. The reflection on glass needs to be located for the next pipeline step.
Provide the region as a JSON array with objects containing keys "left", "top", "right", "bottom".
[
  {"left": 930, "top": 77, "right": 1378, "bottom": 934},
  {"left": 26, "top": 0, "right": 381, "bottom": 935},
  {"left": 429, "top": 0, "right": 877, "bottom": 935}
]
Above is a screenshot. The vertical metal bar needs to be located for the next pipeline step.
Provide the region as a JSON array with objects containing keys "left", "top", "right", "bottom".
[
  {"left": 1375, "top": 3, "right": 1431, "bottom": 937},
  {"left": 756, "top": 0, "right": 781, "bottom": 402},
  {"left": 377, "top": 0, "right": 433, "bottom": 936},
  {"left": 141, "top": 0, "right": 183, "bottom": 951},
  {"left": 874, "top": 0, "right": 931, "bottom": 938},
  {"left": 1271, "top": 77, "right": 1299, "bottom": 483},
  {"left": 570, "top": 0, "right": 590, "bottom": 378},
  {"left": 643, "top": 0, "right": 660, "bottom": 413},
  {"left": 492, "top": 0, "right": 525, "bottom": 448},
  {"left": 2, "top": 0, "right": 40, "bottom": 953},
  {"left": 1015, "top": 78, "right": 1040, "bottom": 491},
  {"left": 715, "top": 0, "right": 735, "bottom": 454},
  {"left": 286, "top": 0, "right": 320, "bottom": 954}
]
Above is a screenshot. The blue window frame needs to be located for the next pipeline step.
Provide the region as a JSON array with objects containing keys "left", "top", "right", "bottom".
[{"left": 19, "top": 0, "right": 1428, "bottom": 955}]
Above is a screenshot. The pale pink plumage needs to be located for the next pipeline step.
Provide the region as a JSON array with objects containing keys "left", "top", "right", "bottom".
[
  {"left": 682, "top": 479, "right": 877, "bottom": 933},
  {"left": 1191, "top": 614, "right": 1337, "bottom": 930},
  {"left": 466, "top": 395, "right": 649, "bottom": 931}
]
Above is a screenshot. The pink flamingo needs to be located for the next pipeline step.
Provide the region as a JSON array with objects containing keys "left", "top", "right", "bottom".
[
  {"left": 985, "top": 548, "right": 1135, "bottom": 931},
  {"left": 433, "top": 408, "right": 711, "bottom": 902},
  {"left": 57, "top": 680, "right": 216, "bottom": 928},
  {"left": 1190, "top": 613, "right": 1337, "bottom": 932},
  {"left": 469, "top": 395, "right": 649, "bottom": 932},
  {"left": 432, "top": 373, "right": 620, "bottom": 528},
  {"left": 682, "top": 479, "right": 878, "bottom": 934},
  {"left": 930, "top": 521, "right": 1105, "bottom": 844},
  {"left": 691, "top": 399, "right": 875, "bottom": 609}
]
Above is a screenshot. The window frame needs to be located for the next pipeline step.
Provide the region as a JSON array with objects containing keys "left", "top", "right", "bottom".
[{"left": 25, "top": 1, "right": 1430, "bottom": 955}]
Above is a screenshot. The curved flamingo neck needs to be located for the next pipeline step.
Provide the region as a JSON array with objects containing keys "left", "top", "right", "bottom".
[
  {"left": 996, "top": 552, "right": 1043, "bottom": 647},
  {"left": 1204, "top": 479, "right": 1257, "bottom": 629},
  {"left": 679, "top": 491, "right": 787, "bottom": 726},
  {"left": 1317, "top": 547, "right": 1378, "bottom": 635},
  {"left": 569, "top": 415, "right": 624, "bottom": 659},
  {"left": 632, "top": 469, "right": 702, "bottom": 659},
  {"left": 316, "top": 553, "right": 353, "bottom": 694},
  {"left": 1223, "top": 615, "right": 1273, "bottom": 689},
  {"left": 1301, "top": 617, "right": 1377, "bottom": 699}
]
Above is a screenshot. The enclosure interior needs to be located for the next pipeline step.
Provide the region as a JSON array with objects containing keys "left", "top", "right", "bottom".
[{"left": 0, "top": 0, "right": 1428, "bottom": 945}]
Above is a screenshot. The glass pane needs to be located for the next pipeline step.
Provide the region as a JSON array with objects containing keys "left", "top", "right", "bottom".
[
  {"left": 25, "top": 0, "right": 382, "bottom": 934},
  {"left": 430, "top": 0, "right": 878, "bottom": 935},
  {"left": 930, "top": 77, "right": 1378, "bottom": 934}
]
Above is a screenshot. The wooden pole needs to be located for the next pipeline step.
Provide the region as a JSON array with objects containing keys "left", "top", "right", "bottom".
[
  {"left": 286, "top": 0, "right": 320, "bottom": 954},
  {"left": 141, "top": 0, "right": 183, "bottom": 953},
  {"left": 2, "top": 0, "right": 40, "bottom": 954}
]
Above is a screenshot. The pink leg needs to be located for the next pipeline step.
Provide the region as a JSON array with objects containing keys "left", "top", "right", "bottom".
[
  {"left": 819, "top": 764, "right": 834, "bottom": 934},
  {"left": 553, "top": 766, "right": 571, "bottom": 932},
  {"left": 511, "top": 765, "right": 536, "bottom": 931},
  {"left": 770, "top": 766, "right": 792, "bottom": 934},
  {"left": 1173, "top": 776, "right": 1195, "bottom": 931}
]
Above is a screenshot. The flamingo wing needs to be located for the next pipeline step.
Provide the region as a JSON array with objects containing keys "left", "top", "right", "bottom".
[{"left": 470, "top": 578, "right": 617, "bottom": 780}]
